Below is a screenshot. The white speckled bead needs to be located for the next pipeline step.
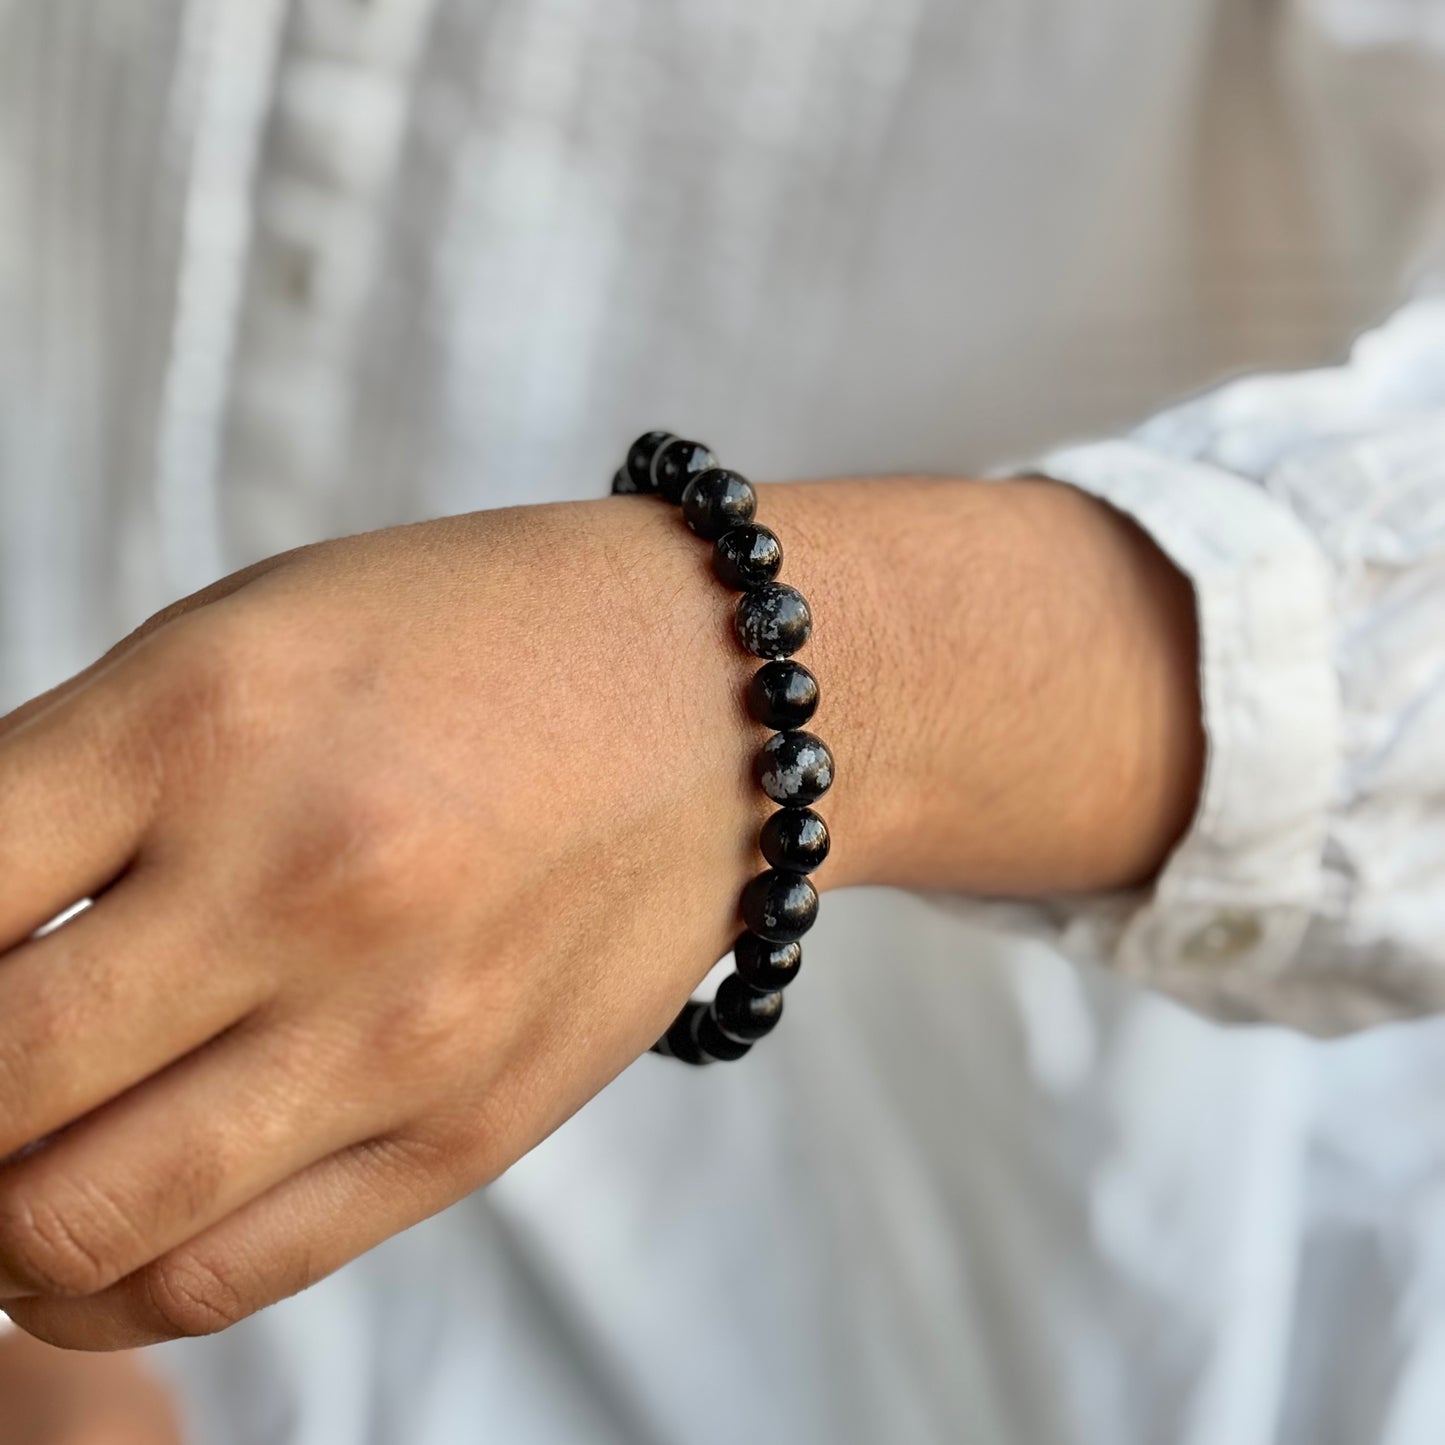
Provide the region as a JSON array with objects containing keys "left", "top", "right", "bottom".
[
  {"left": 735, "top": 583, "right": 811, "bottom": 659},
  {"left": 755, "top": 730, "right": 834, "bottom": 804}
]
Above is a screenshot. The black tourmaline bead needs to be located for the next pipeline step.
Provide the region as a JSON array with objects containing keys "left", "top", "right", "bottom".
[
  {"left": 714, "top": 524, "right": 783, "bottom": 590},
  {"left": 694, "top": 1005, "right": 752, "bottom": 1061},
  {"left": 652, "top": 437, "right": 718, "bottom": 504},
  {"left": 747, "top": 659, "right": 819, "bottom": 729},
  {"left": 657, "top": 1000, "right": 711, "bottom": 1064},
  {"left": 712, "top": 973, "right": 785, "bottom": 1044},
  {"left": 618, "top": 431, "right": 674, "bottom": 494},
  {"left": 681, "top": 468, "right": 757, "bottom": 540},
  {"left": 735, "top": 583, "right": 811, "bottom": 659},
  {"left": 760, "top": 806, "right": 830, "bottom": 873},
  {"left": 756, "top": 730, "right": 834, "bottom": 805},
  {"left": 741, "top": 869, "right": 819, "bottom": 943},
  {"left": 734, "top": 933, "right": 803, "bottom": 992}
]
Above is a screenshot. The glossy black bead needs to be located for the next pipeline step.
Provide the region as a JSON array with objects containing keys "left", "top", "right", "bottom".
[
  {"left": 713, "top": 973, "right": 784, "bottom": 1043},
  {"left": 658, "top": 1000, "right": 711, "bottom": 1065},
  {"left": 652, "top": 437, "right": 718, "bottom": 504},
  {"left": 733, "top": 933, "right": 803, "bottom": 992},
  {"left": 694, "top": 1005, "right": 752, "bottom": 1062},
  {"left": 681, "top": 468, "right": 757, "bottom": 540},
  {"left": 735, "top": 583, "right": 811, "bottom": 659},
  {"left": 740, "top": 869, "right": 819, "bottom": 943},
  {"left": 714, "top": 524, "right": 783, "bottom": 590},
  {"left": 619, "top": 431, "right": 674, "bottom": 494},
  {"left": 747, "top": 660, "right": 819, "bottom": 729},
  {"left": 760, "top": 807, "right": 830, "bottom": 873},
  {"left": 756, "top": 730, "right": 834, "bottom": 805}
]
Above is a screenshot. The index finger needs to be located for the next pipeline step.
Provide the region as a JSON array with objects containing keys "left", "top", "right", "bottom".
[{"left": 0, "top": 653, "right": 162, "bottom": 950}]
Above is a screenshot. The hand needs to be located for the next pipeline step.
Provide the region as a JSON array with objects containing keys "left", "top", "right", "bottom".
[
  {"left": 0, "top": 1326, "right": 182, "bottom": 1443},
  {"left": 0, "top": 479, "right": 1201, "bottom": 1350}
]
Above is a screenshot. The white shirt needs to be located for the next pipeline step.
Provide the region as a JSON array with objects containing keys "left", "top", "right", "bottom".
[{"left": 2, "top": 2, "right": 1445, "bottom": 1442}]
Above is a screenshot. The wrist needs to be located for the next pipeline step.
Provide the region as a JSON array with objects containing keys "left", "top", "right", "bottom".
[{"left": 755, "top": 476, "right": 1204, "bottom": 898}]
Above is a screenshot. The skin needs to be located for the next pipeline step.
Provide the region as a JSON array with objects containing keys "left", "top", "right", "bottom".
[
  {"left": 0, "top": 1328, "right": 181, "bottom": 1444},
  {"left": 0, "top": 477, "right": 1202, "bottom": 1356}
]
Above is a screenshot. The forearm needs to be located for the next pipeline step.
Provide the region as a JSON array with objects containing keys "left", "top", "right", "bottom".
[{"left": 753, "top": 477, "right": 1205, "bottom": 898}]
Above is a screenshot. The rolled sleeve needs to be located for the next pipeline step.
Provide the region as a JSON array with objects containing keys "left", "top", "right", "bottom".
[
  {"left": 1005, "top": 297, "right": 1445, "bottom": 1034},
  {"left": 1036, "top": 440, "right": 1339, "bottom": 1000}
]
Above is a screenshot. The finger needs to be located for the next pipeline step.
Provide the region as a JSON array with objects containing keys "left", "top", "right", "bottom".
[
  {"left": 0, "top": 868, "right": 269, "bottom": 1164},
  {"left": 0, "top": 664, "right": 160, "bottom": 950},
  {"left": 0, "top": 553, "right": 301, "bottom": 946},
  {"left": 6, "top": 1133, "right": 462, "bottom": 1351},
  {"left": 0, "top": 1328, "right": 183, "bottom": 1445},
  {"left": 0, "top": 550, "right": 293, "bottom": 746},
  {"left": 0, "top": 1016, "right": 382, "bottom": 1301}
]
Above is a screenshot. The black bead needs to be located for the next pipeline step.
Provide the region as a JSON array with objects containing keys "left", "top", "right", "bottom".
[
  {"left": 760, "top": 807, "right": 830, "bottom": 873},
  {"left": 747, "top": 660, "right": 819, "bottom": 729},
  {"left": 756, "top": 731, "right": 834, "bottom": 805},
  {"left": 681, "top": 469, "right": 757, "bottom": 540},
  {"left": 734, "top": 933, "right": 803, "bottom": 992},
  {"left": 694, "top": 1005, "right": 752, "bottom": 1061},
  {"left": 619, "top": 431, "right": 674, "bottom": 494},
  {"left": 714, "top": 524, "right": 783, "bottom": 590},
  {"left": 740, "top": 869, "right": 819, "bottom": 943},
  {"left": 659, "top": 1000, "right": 711, "bottom": 1065},
  {"left": 652, "top": 437, "right": 718, "bottom": 504},
  {"left": 736, "top": 583, "right": 811, "bottom": 659},
  {"left": 713, "top": 973, "right": 784, "bottom": 1043}
]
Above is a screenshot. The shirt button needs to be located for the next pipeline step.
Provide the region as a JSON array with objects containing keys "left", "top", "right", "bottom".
[{"left": 1181, "top": 910, "right": 1263, "bottom": 964}]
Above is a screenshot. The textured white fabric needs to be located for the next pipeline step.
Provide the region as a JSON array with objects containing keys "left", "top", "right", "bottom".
[
  {"left": 1033, "top": 299, "right": 1445, "bottom": 1032},
  {"left": 2, "top": 2, "right": 1445, "bottom": 1443}
]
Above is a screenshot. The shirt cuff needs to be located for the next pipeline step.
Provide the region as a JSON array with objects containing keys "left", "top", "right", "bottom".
[{"left": 1031, "top": 439, "right": 1341, "bottom": 1009}]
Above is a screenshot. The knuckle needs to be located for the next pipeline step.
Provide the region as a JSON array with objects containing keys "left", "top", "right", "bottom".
[
  {"left": 143, "top": 613, "right": 276, "bottom": 777},
  {"left": 145, "top": 1252, "right": 253, "bottom": 1339},
  {"left": 0, "top": 1189, "right": 123, "bottom": 1297},
  {"left": 414, "top": 1095, "right": 522, "bottom": 1192},
  {"left": 364, "top": 972, "right": 479, "bottom": 1078}
]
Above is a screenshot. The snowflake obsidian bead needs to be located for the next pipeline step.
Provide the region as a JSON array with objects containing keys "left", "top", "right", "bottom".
[
  {"left": 736, "top": 583, "right": 811, "bottom": 659},
  {"left": 617, "top": 432, "right": 834, "bottom": 1065},
  {"left": 741, "top": 869, "right": 819, "bottom": 943},
  {"left": 681, "top": 469, "right": 757, "bottom": 540},
  {"left": 653, "top": 437, "right": 719, "bottom": 504},
  {"left": 614, "top": 430, "right": 673, "bottom": 494},
  {"left": 714, "top": 524, "right": 783, "bottom": 590},
  {"left": 760, "top": 807, "right": 830, "bottom": 872},
  {"left": 712, "top": 973, "right": 785, "bottom": 1043},
  {"left": 694, "top": 1006, "right": 753, "bottom": 1061},
  {"left": 756, "top": 730, "right": 834, "bottom": 805},
  {"left": 733, "top": 933, "right": 803, "bottom": 992},
  {"left": 657, "top": 999, "right": 710, "bottom": 1064},
  {"left": 747, "top": 659, "right": 819, "bottom": 729}
]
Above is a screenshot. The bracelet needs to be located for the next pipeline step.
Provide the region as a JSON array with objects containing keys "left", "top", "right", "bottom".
[{"left": 610, "top": 432, "right": 834, "bottom": 1065}]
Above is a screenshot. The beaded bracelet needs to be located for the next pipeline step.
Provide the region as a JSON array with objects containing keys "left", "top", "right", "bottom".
[{"left": 610, "top": 432, "right": 834, "bottom": 1065}]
